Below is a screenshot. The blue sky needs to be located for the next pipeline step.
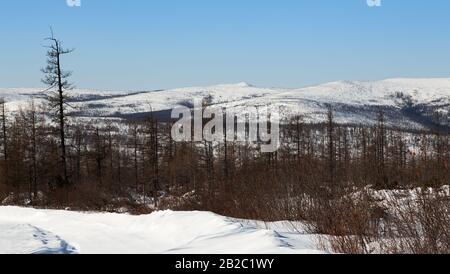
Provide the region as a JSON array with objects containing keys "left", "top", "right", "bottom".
[{"left": 1, "top": 0, "right": 450, "bottom": 90}]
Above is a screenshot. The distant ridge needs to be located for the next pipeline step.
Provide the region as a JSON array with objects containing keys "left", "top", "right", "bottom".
[{"left": 1, "top": 77, "right": 449, "bottom": 130}]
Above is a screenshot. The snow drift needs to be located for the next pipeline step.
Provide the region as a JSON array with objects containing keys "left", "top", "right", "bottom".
[{"left": 0, "top": 207, "right": 323, "bottom": 254}]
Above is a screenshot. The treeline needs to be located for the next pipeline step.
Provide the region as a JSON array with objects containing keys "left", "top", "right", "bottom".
[{"left": 0, "top": 101, "right": 448, "bottom": 209}]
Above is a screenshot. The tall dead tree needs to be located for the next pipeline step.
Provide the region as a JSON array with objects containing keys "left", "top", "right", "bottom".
[
  {"left": 0, "top": 98, "right": 8, "bottom": 188},
  {"left": 41, "top": 29, "right": 74, "bottom": 184},
  {"left": 93, "top": 127, "right": 105, "bottom": 186},
  {"left": 73, "top": 124, "right": 84, "bottom": 183},
  {"left": 129, "top": 122, "right": 141, "bottom": 191},
  {"left": 375, "top": 109, "right": 387, "bottom": 188},
  {"left": 0, "top": 98, "right": 7, "bottom": 161},
  {"left": 326, "top": 106, "right": 336, "bottom": 187},
  {"left": 291, "top": 115, "right": 304, "bottom": 162},
  {"left": 150, "top": 117, "right": 160, "bottom": 207},
  {"left": 22, "top": 101, "right": 40, "bottom": 202}
]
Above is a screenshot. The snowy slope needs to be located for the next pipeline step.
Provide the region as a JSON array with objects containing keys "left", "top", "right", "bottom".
[
  {"left": 0, "top": 224, "right": 77, "bottom": 254},
  {"left": 1, "top": 77, "right": 449, "bottom": 129},
  {"left": 0, "top": 207, "right": 323, "bottom": 254}
]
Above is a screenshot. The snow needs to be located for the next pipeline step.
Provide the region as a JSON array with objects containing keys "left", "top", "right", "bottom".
[
  {"left": 0, "top": 224, "right": 77, "bottom": 254},
  {"left": 0, "top": 207, "right": 324, "bottom": 254},
  {"left": 1, "top": 77, "right": 449, "bottom": 128}
]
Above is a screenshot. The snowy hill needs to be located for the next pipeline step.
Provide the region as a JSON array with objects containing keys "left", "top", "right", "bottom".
[
  {"left": 0, "top": 207, "right": 322, "bottom": 254},
  {"left": 1, "top": 77, "right": 449, "bottom": 129}
]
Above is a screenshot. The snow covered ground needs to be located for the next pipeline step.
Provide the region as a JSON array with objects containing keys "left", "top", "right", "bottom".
[{"left": 0, "top": 207, "right": 324, "bottom": 254}]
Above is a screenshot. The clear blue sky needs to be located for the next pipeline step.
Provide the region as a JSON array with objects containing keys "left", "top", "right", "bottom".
[{"left": 1, "top": 0, "right": 450, "bottom": 90}]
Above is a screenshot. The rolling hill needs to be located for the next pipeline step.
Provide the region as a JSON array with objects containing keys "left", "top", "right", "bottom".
[{"left": 1, "top": 77, "right": 449, "bottom": 130}]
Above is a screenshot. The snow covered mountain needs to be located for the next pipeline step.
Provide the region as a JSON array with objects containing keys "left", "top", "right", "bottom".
[{"left": 1, "top": 78, "right": 449, "bottom": 129}]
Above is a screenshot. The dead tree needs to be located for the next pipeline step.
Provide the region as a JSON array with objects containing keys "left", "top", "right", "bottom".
[
  {"left": 93, "top": 127, "right": 105, "bottom": 186},
  {"left": 375, "top": 110, "right": 387, "bottom": 188},
  {"left": 128, "top": 122, "right": 141, "bottom": 191},
  {"left": 0, "top": 98, "right": 8, "bottom": 188},
  {"left": 73, "top": 124, "right": 85, "bottom": 183},
  {"left": 21, "top": 101, "right": 40, "bottom": 202},
  {"left": 142, "top": 113, "right": 160, "bottom": 207},
  {"left": 41, "top": 29, "right": 74, "bottom": 185},
  {"left": 326, "top": 106, "right": 336, "bottom": 187},
  {"left": 0, "top": 98, "right": 7, "bottom": 161}
]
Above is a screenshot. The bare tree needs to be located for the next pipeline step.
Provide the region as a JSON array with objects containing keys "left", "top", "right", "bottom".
[
  {"left": 128, "top": 122, "right": 141, "bottom": 191},
  {"left": 0, "top": 98, "right": 8, "bottom": 186},
  {"left": 144, "top": 115, "right": 160, "bottom": 207},
  {"left": 375, "top": 109, "right": 387, "bottom": 188},
  {"left": 0, "top": 98, "right": 7, "bottom": 161},
  {"left": 41, "top": 28, "right": 74, "bottom": 184},
  {"left": 326, "top": 106, "right": 336, "bottom": 187},
  {"left": 21, "top": 101, "right": 41, "bottom": 203}
]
